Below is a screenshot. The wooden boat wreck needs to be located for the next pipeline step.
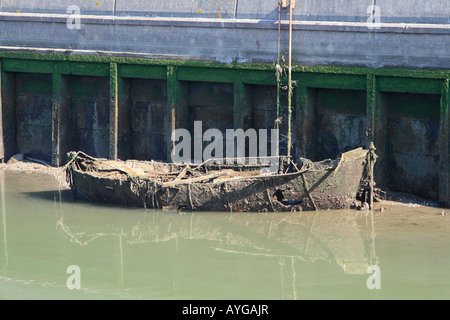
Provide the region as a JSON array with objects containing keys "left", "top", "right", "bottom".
[{"left": 65, "top": 147, "right": 376, "bottom": 212}]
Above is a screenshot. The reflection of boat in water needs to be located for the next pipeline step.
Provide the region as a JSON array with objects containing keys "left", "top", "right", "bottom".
[
  {"left": 65, "top": 147, "right": 373, "bottom": 212},
  {"left": 56, "top": 209, "right": 377, "bottom": 276}
]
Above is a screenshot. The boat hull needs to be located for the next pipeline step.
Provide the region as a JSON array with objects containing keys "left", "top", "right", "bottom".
[{"left": 67, "top": 148, "right": 369, "bottom": 212}]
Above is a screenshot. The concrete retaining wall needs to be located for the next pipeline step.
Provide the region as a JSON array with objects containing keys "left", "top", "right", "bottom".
[
  {"left": 1, "top": 0, "right": 449, "bottom": 23},
  {"left": 0, "top": 1, "right": 449, "bottom": 203},
  {"left": 0, "top": 1, "right": 448, "bottom": 69}
]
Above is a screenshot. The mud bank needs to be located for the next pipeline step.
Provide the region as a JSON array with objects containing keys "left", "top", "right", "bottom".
[
  {"left": 1, "top": 160, "right": 445, "bottom": 211},
  {"left": 0, "top": 161, "right": 70, "bottom": 190},
  {"left": 0, "top": 161, "right": 58, "bottom": 173},
  {"left": 378, "top": 191, "right": 441, "bottom": 208},
  {"left": 0, "top": 160, "right": 68, "bottom": 178}
]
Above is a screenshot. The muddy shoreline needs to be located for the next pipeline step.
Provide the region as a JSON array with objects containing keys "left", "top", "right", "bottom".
[
  {"left": 1, "top": 160, "right": 448, "bottom": 248},
  {"left": 0, "top": 160, "right": 61, "bottom": 173},
  {"left": 0, "top": 160, "right": 445, "bottom": 210},
  {"left": 0, "top": 160, "right": 70, "bottom": 190}
]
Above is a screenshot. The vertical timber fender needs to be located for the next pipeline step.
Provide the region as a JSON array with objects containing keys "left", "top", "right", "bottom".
[
  {"left": 0, "top": 61, "right": 3, "bottom": 162},
  {"left": 441, "top": 79, "right": 450, "bottom": 204},
  {"left": 109, "top": 63, "right": 119, "bottom": 161}
]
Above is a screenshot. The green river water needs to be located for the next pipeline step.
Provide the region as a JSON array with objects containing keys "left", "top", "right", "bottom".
[{"left": 0, "top": 169, "right": 448, "bottom": 300}]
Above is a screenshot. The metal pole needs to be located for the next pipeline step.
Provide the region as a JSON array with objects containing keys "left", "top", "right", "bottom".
[
  {"left": 276, "top": 0, "right": 281, "bottom": 131},
  {"left": 277, "top": 0, "right": 281, "bottom": 62},
  {"left": 287, "top": 1, "right": 293, "bottom": 158}
]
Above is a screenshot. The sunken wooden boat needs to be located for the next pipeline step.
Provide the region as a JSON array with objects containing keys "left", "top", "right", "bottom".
[{"left": 65, "top": 147, "right": 374, "bottom": 212}]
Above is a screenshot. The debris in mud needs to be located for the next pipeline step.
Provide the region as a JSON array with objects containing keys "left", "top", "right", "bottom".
[
  {"left": 357, "top": 202, "right": 370, "bottom": 211},
  {"left": 3, "top": 153, "right": 52, "bottom": 170},
  {"left": 1, "top": 155, "right": 68, "bottom": 188},
  {"left": 7, "top": 153, "right": 25, "bottom": 164},
  {"left": 379, "top": 190, "right": 441, "bottom": 208},
  {"left": 1, "top": 159, "right": 53, "bottom": 172}
]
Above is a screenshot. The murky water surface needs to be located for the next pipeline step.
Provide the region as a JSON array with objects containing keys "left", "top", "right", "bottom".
[{"left": 0, "top": 170, "right": 448, "bottom": 300}]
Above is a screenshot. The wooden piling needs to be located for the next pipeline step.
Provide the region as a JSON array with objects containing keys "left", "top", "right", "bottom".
[
  {"left": 440, "top": 79, "right": 450, "bottom": 205},
  {"left": 0, "top": 61, "right": 4, "bottom": 162},
  {"left": 52, "top": 70, "right": 68, "bottom": 167},
  {"left": 109, "top": 63, "right": 119, "bottom": 161},
  {"left": 167, "top": 65, "right": 178, "bottom": 162}
]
